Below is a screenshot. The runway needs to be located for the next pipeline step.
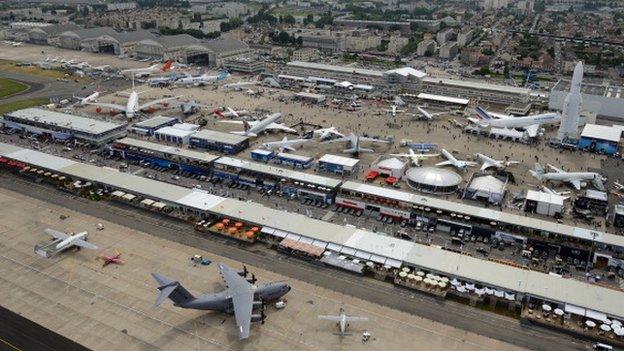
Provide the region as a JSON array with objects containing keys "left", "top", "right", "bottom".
[{"left": 0, "top": 173, "right": 589, "bottom": 351}]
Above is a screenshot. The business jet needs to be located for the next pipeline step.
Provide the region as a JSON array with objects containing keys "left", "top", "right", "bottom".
[
  {"left": 529, "top": 163, "right": 606, "bottom": 191},
  {"left": 175, "top": 70, "right": 229, "bottom": 86},
  {"left": 87, "top": 80, "right": 180, "bottom": 118},
  {"left": 261, "top": 136, "right": 312, "bottom": 152},
  {"left": 475, "top": 153, "right": 520, "bottom": 171},
  {"left": 390, "top": 148, "right": 439, "bottom": 166},
  {"left": 416, "top": 106, "right": 445, "bottom": 121},
  {"left": 121, "top": 60, "right": 174, "bottom": 78},
  {"left": 223, "top": 80, "right": 257, "bottom": 91},
  {"left": 313, "top": 126, "right": 344, "bottom": 140},
  {"left": 43, "top": 228, "right": 98, "bottom": 252},
  {"left": 220, "top": 113, "right": 296, "bottom": 137},
  {"left": 436, "top": 149, "right": 477, "bottom": 171},
  {"left": 469, "top": 106, "right": 561, "bottom": 138}
]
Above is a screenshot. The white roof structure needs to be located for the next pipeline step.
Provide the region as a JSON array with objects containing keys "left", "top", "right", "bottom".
[
  {"left": 4, "top": 108, "right": 125, "bottom": 135},
  {"left": 468, "top": 175, "right": 505, "bottom": 194},
  {"left": 3, "top": 141, "right": 624, "bottom": 319},
  {"left": 154, "top": 126, "right": 196, "bottom": 138},
  {"left": 133, "top": 116, "right": 177, "bottom": 129},
  {"left": 287, "top": 61, "right": 384, "bottom": 77},
  {"left": 190, "top": 129, "right": 249, "bottom": 145},
  {"left": 405, "top": 167, "right": 462, "bottom": 187},
  {"left": 385, "top": 67, "right": 427, "bottom": 79},
  {"left": 581, "top": 124, "right": 622, "bottom": 143},
  {"left": 114, "top": 138, "right": 219, "bottom": 164},
  {"left": 422, "top": 77, "right": 531, "bottom": 95},
  {"left": 375, "top": 157, "right": 406, "bottom": 170},
  {"left": 318, "top": 154, "right": 360, "bottom": 167},
  {"left": 276, "top": 152, "right": 312, "bottom": 162},
  {"left": 417, "top": 92, "right": 469, "bottom": 105},
  {"left": 526, "top": 190, "right": 565, "bottom": 206}
]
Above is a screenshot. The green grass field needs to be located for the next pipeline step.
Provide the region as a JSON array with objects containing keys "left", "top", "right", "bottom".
[
  {"left": 0, "top": 98, "right": 49, "bottom": 114},
  {"left": 0, "top": 78, "right": 29, "bottom": 99}
]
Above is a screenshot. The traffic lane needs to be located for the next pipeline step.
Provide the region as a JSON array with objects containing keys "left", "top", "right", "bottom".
[{"left": 0, "top": 174, "right": 588, "bottom": 351}]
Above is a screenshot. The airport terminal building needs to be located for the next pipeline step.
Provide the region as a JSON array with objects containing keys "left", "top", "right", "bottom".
[
  {"left": 1, "top": 108, "right": 127, "bottom": 145},
  {"left": 280, "top": 61, "right": 531, "bottom": 105}
]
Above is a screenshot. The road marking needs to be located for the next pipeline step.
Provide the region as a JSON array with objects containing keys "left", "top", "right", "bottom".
[{"left": 0, "top": 336, "right": 22, "bottom": 351}]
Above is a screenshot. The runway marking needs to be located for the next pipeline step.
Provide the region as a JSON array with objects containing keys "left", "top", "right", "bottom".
[{"left": 0, "top": 336, "right": 22, "bottom": 351}]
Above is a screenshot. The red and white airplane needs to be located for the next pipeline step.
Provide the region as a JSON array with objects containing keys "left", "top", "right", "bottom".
[
  {"left": 213, "top": 106, "right": 248, "bottom": 118},
  {"left": 99, "top": 250, "right": 123, "bottom": 267},
  {"left": 121, "top": 60, "right": 174, "bottom": 78}
]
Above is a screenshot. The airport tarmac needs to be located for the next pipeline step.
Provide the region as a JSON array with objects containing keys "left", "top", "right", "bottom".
[{"left": 0, "top": 186, "right": 531, "bottom": 351}]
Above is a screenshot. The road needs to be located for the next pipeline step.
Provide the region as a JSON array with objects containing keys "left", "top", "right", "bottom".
[
  {"left": 0, "top": 173, "right": 591, "bottom": 351},
  {"left": 0, "top": 304, "right": 89, "bottom": 351}
]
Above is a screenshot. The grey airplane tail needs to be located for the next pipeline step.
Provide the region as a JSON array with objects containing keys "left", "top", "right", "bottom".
[
  {"left": 151, "top": 273, "right": 195, "bottom": 307},
  {"left": 529, "top": 163, "right": 545, "bottom": 180}
]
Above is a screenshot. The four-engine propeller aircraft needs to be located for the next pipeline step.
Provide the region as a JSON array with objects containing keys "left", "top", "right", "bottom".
[
  {"left": 390, "top": 148, "right": 439, "bottom": 166},
  {"left": 261, "top": 136, "right": 312, "bottom": 152},
  {"left": 323, "top": 133, "right": 390, "bottom": 156},
  {"left": 152, "top": 263, "right": 291, "bottom": 340},
  {"left": 43, "top": 228, "right": 98, "bottom": 252}
]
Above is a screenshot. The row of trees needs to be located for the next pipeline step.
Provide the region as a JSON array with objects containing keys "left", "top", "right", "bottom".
[{"left": 158, "top": 26, "right": 220, "bottom": 39}]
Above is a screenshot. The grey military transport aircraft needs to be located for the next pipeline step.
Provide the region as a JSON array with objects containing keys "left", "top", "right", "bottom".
[{"left": 151, "top": 263, "right": 291, "bottom": 340}]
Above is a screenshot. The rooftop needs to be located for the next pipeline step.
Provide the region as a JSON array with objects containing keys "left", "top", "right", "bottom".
[
  {"left": 190, "top": 129, "right": 249, "bottom": 145},
  {"left": 114, "top": 137, "right": 219, "bottom": 164},
  {"left": 4, "top": 108, "right": 125, "bottom": 135},
  {"left": 287, "top": 61, "right": 385, "bottom": 77},
  {"left": 581, "top": 124, "right": 622, "bottom": 142},
  {"left": 318, "top": 154, "right": 360, "bottom": 167},
  {"left": 133, "top": 116, "right": 177, "bottom": 129},
  {"left": 422, "top": 77, "right": 531, "bottom": 95},
  {"left": 417, "top": 92, "right": 470, "bottom": 105}
]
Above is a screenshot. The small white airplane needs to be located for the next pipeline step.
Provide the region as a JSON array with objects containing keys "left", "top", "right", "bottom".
[
  {"left": 87, "top": 80, "right": 180, "bottom": 119},
  {"left": 390, "top": 148, "right": 439, "bottom": 166},
  {"left": 436, "top": 149, "right": 477, "bottom": 171},
  {"left": 176, "top": 71, "right": 229, "bottom": 86},
  {"left": 469, "top": 106, "right": 561, "bottom": 138},
  {"left": 220, "top": 113, "right": 296, "bottom": 137},
  {"left": 261, "top": 136, "right": 312, "bottom": 152},
  {"left": 44, "top": 228, "right": 98, "bottom": 252},
  {"left": 415, "top": 106, "right": 444, "bottom": 121},
  {"left": 475, "top": 153, "right": 520, "bottom": 171},
  {"left": 313, "top": 126, "right": 344, "bottom": 140},
  {"left": 385, "top": 105, "right": 404, "bottom": 117},
  {"left": 121, "top": 60, "right": 174, "bottom": 78},
  {"left": 212, "top": 107, "right": 248, "bottom": 119},
  {"left": 529, "top": 163, "right": 606, "bottom": 191},
  {"left": 73, "top": 88, "right": 103, "bottom": 106},
  {"left": 323, "top": 133, "right": 390, "bottom": 155},
  {"left": 318, "top": 308, "right": 368, "bottom": 336},
  {"left": 393, "top": 96, "right": 406, "bottom": 107}
]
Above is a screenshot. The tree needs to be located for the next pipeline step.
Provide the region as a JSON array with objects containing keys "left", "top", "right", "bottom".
[
  {"left": 304, "top": 14, "right": 314, "bottom": 26},
  {"left": 283, "top": 14, "right": 296, "bottom": 25},
  {"left": 503, "top": 62, "right": 510, "bottom": 77}
]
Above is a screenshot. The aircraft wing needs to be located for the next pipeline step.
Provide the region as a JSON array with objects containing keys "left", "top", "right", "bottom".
[
  {"left": 218, "top": 264, "right": 254, "bottom": 339},
  {"left": 569, "top": 179, "right": 582, "bottom": 190},
  {"left": 480, "top": 161, "right": 494, "bottom": 171},
  {"left": 138, "top": 96, "right": 181, "bottom": 111},
  {"left": 524, "top": 124, "right": 540, "bottom": 138},
  {"left": 266, "top": 123, "right": 296, "bottom": 133},
  {"left": 231, "top": 289, "right": 254, "bottom": 339},
  {"left": 359, "top": 136, "right": 390, "bottom": 144},
  {"left": 345, "top": 316, "right": 369, "bottom": 322},
  {"left": 435, "top": 161, "right": 452, "bottom": 167},
  {"left": 85, "top": 102, "right": 126, "bottom": 111},
  {"left": 318, "top": 315, "right": 342, "bottom": 322},
  {"left": 547, "top": 164, "right": 565, "bottom": 173},
  {"left": 322, "top": 136, "right": 351, "bottom": 144},
  {"left": 44, "top": 228, "right": 69, "bottom": 240},
  {"left": 73, "top": 239, "right": 98, "bottom": 250},
  {"left": 219, "top": 120, "right": 246, "bottom": 125}
]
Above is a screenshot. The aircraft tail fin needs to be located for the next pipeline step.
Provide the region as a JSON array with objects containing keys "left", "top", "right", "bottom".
[
  {"left": 529, "top": 163, "right": 545, "bottom": 179},
  {"left": 474, "top": 106, "right": 493, "bottom": 120},
  {"left": 161, "top": 60, "right": 174, "bottom": 72},
  {"left": 151, "top": 273, "right": 195, "bottom": 307}
]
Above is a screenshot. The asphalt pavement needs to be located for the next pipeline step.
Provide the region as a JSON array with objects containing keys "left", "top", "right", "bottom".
[{"left": 0, "top": 173, "right": 591, "bottom": 351}]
